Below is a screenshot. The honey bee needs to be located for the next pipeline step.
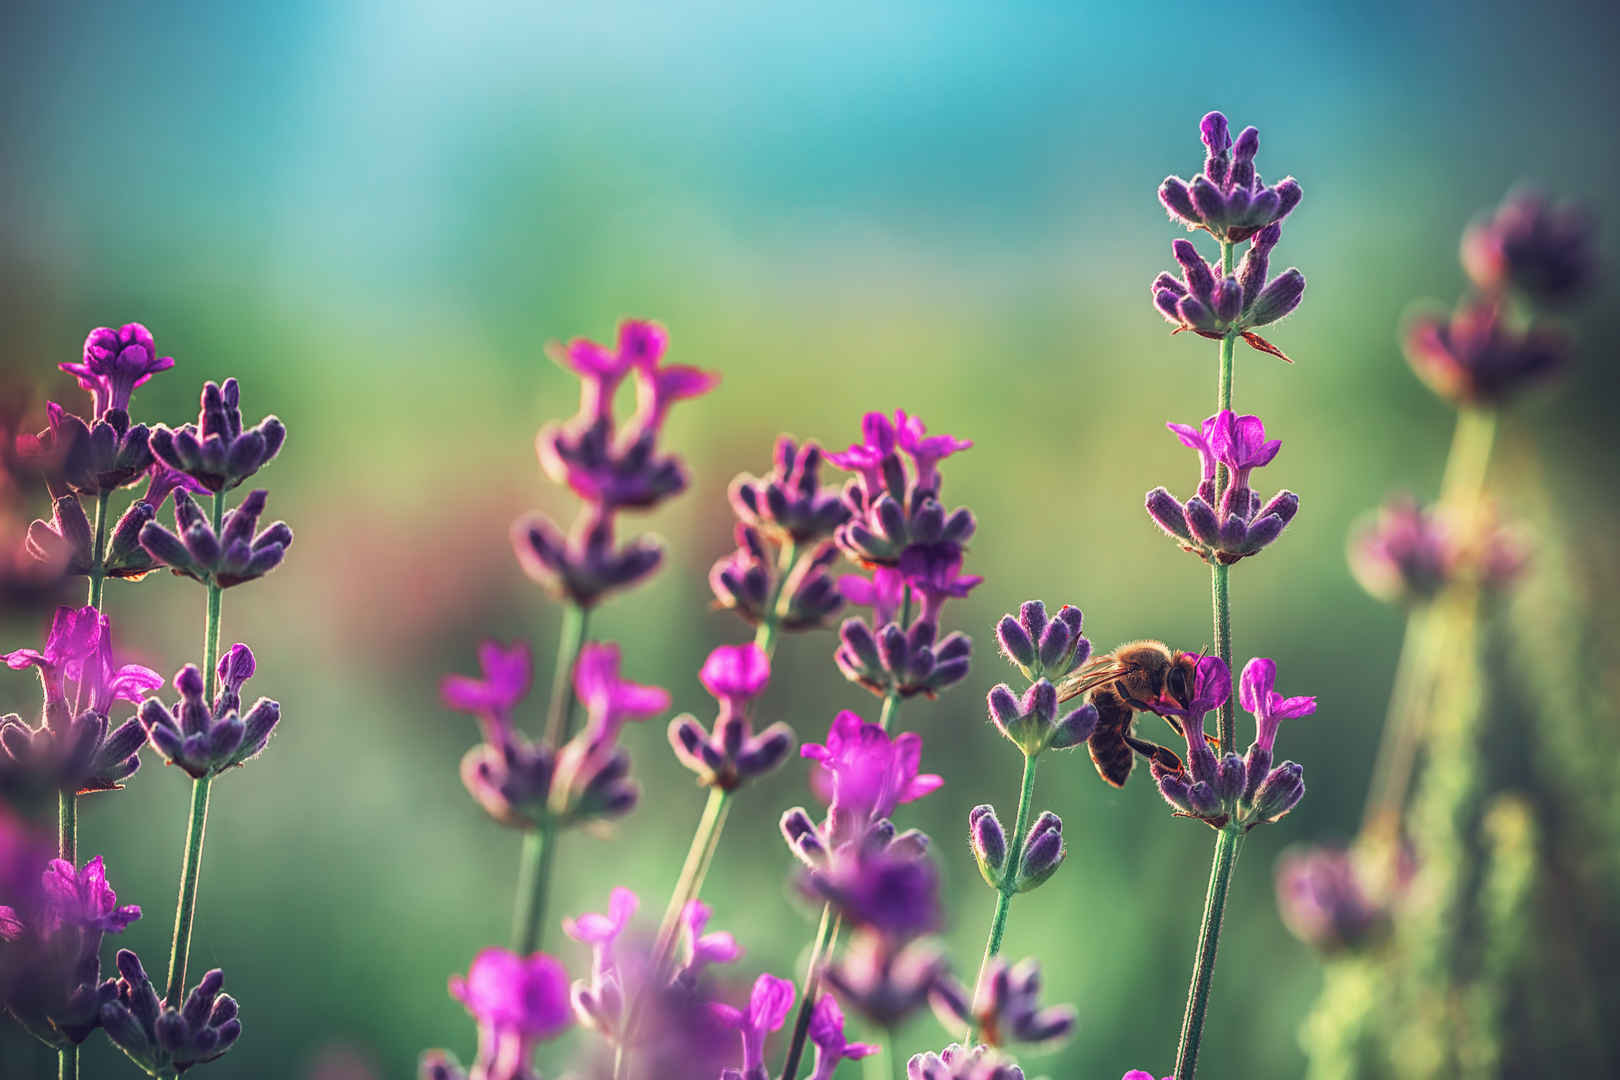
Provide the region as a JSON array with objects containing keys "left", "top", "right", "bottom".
[{"left": 1056, "top": 640, "right": 1205, "bottom": 787}]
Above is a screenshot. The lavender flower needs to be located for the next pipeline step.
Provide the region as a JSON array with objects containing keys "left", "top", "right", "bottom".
[
  {"left": 513, "top": 511, "right": 663, "bottom": 609},
  {"left": 1145, "top": 410, "right": 1298, "bottom": 564},
  {"left": 709, "top": 527, "right": 844, "bottom": 631},
  {"left": 1, "top": 854, "right": 141, "bottom": 1047},
  {"left": 1152, "top": 227, "right": 1306, "bottom": 361},
  {"left": 18, "top": 402, "right": 152, "bottom": 498},
  {"left": 137, "top": 645, "right": 281, "bottom": 779},
  {"left": 674, "top": 901, "right": 742, "bottom": 986},
  {"left": 59, "top": 323, "right": 175, "bottom": 420},
  {"left": 564, "top": 887, "right": 638, "bottom": 1037},
  {"left": 442, "top": 641, "right": 533, "bottom": 742},
  {"left": 798, "top": 710, "right": 943, "bottom": 849},
  {"left": 930, "top": 957, "right": 1075, "bottom": 1049},
  {"left": 1159, "top": 111, "right": 1303, "bottom": 244},
  {"left": 572, "top": 643, "right": 670, "bottom": 745},
  {"left": 1404, "top": 301, "right": 1568, "bottom": 405},
  {"left": 139, "top": 488, "right": 293, "bottom": 588},
  {"left": 907, "top": 1042, "right": 1025, "bottom": 1080},
  {"left": 711, "top": 973, "right": 795, "bottom": 1080},
  {"left": 803, "top": 846, "right": 942, "bottom": 941},
  {"left": 446, "top": 949, "right": 571, "bottom": 1080},
  {"left": 148, "top": 378, "right": 285, "bottom": 493},
  {"left": 99, "top": 949, "right": 241, "bottom": 1076},
  {"left": 986, "top": 678, "right": 1097, "bottom": 758},
  {"left": 830, "top": 410, "right": 976, "bottom": 568},
  {"left": 1275, "top": 845, "right": 1406, "bottom": 953},
  {"left": 993, "top": 601, "right": 1090, "bottom": 684},
  {"left": 821, "top": 931, "right": 950, "bottom": 1031},
  {"left": 1122, "top": 1073, "right": 1171, "bottom": 1080},
  {"left": 805, "top": 995, "right": 878, "bottom": 1080},
  {"left": 2, "top": 607, "right": 157, "bottom": 798},
  {"left": 669, "top": 644, "right": 796, "bottom": 790},
  {"left": 728, "top": 437, "right": 851, "bottom": 544},
  {"left": 834, "top": 577, "right": 974, "bottom": 700},
  {"left": 1461, "top": 189, "right": 1598, "bottom": 306},
  {"left": 1348, "top": 496, "right": 1528, "bottom": 603}
]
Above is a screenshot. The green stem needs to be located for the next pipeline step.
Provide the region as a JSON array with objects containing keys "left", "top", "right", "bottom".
[
  {"left": 779, "top": 905, "right": 842, "bottom": 1080},
  {"left": 971, "top": 753, "right": 1039, "bottom": 1036},
  {"left": 163, "top": 775, "right": 214, "bottom": 1006},
  {"left": 1174, "top": 827, "right": 1244, "bottom": 1080},
  {"left": 753, "top": 538, "right": 800, "bottom": 654},
  {"left": 164, "top": 492, "right": 226, "bottom": 1008},
  {"left": 650, "top": 787, "right": 733, "bottom": 974},
  {"left": 1439, "top": 406, "right": 1498, "bottom": 508},
  {"left": 59, "top": 1046, "right": 76, "bottom": 1080},
  {"left": 542, "top": 604, "right": 590, "bottom": 746},
  {"left": 87, "top": 490, "right": 110, "bottom": 610},
  {"left": 510, "top": 824, "right": 557, "bottom": 954},
  {"left": 1209, "top": 239, "right": 1238, "bottom": 755}
]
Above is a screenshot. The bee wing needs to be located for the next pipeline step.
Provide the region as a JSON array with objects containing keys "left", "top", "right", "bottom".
[{"left": 1056, "top": 656, "right": 1132, "bottom": 702}]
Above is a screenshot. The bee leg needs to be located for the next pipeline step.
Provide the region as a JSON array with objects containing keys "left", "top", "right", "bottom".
[{"left": 1124, "top": 733, "right": 1185, "bottom": 774}]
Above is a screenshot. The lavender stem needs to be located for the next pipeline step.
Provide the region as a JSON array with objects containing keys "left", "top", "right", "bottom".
[
  {"left": 778, "top": 904, "right": 842, "bottom": 1080},
  {"left": 163, "top": 491, "right": 225, "bottom": 1007},
  {"left": 969, "top": 753, "right": 1039, "bottom": 1040},
  {"left": 1174, "top": 827, "right": 1244, "bottom": 1079},
  {"left": 512, "top": 602, "right": 589, "bottom": 955},
  {"left": 651, "top": 786, "right": 733, "bottom": 973},
  {"left": 752, "top": 538, "right": 799, "bottom": 654}
]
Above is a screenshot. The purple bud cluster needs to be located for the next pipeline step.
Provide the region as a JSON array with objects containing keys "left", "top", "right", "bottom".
[
  {"left": 137, "top": 645, "right": 280, "bottom": 779},
  {"left": 138, "top": 489, "right": 292, "bottom": 588},
  {"left": 1404, "top": 300, "right": 1569, "bottom": 406},
  {"left": 668, "top": 644, "right": 796, "bottom": 790},
  {"left": 930, "top": 957, "right": 1075, "bottom": 1049},
  {"left": 986, "top": 602, "right": 1097, "bottom": 758},
  {"left": 968, "top": 805, "right": 1067, "bottom": 894},
  {"left": 514, "top": 320, "right": 716, "bottom": 607},
  {"left": 710, "top": 441, "right": 849, "bottom": 629},
  {"left": 1146, "top": 657, "right": 1312, "bottom": 831},
  {"left": 1159, "top": 112, "right": 1303, "bottom": 244},
  {"left": 1461, "top": 189, "right": 1598, "bottom": 308},
  {"left": 1275, "top": 845, "right": 1409, "bottom": 954},
  {"left": 1145, "top": 410, "right": 1299, "bottom": 564},
  {"left": 829, "top": 410, "right": 975, "bottom": 568},
  {"left": 19, "top": 403, "right": 153, "bottom": 499},
  {"left": 100, "top": 950, "right": 241, "bottom": 1075},
  {"left": 907, "top": 1042, "right": 1026, "bottom": 1080},
  {"left": 148, "top": 378, "right": 286, "bottom": 493}
]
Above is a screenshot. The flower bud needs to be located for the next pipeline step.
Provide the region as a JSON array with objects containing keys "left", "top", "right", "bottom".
[
  {"left": 970, "top": 804, "right": 1008, "bottom": 887},
  {"left": 1015, "top": 812, "right": 1065, "bottom": 892}
]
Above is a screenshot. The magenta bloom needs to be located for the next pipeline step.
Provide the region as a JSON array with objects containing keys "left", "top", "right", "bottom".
[
  {"left": 1209, "top": 410, "right": 1279, "bottom": 480},
  {"left": 1122, "top": 1072, "right": 1172, "bottom": 1080},
  {"left": 449, "top": 948, "right": 571, "bottom": 1078},
  {"left": 895, "top": 412, "right": 972, "bottom": 494},
  {"left": 804, "top": 846, "right": 942, "bottom": 941},
  {"left": 712, "top": 973, "right": 795, "bottom": 1076},
  {"left": 802, "top": 711, "right": 942, "bottom": 844},
  {"left": 551, "top": 322, "right": 651, "bottom": 423},
  {"left": 897, "top": 544, "right": 983, "bottom": 629},
  {"left": 1275, "top": 845, "right": 1406, "bottom": 952},
  {"left": 1238, "top": 658, "right": 1316, "bottom": 754},
  {"left": 827, "top": 411, "right": 901, "bottom": 498},
  {"left": 59, "top": 323, "right": 175, "bottom": 419},
  {"left": 1166, "top": 415, "right": 1220, "bottom": 501},
  {"left": 677, "top": 900, "right": 743, "bottom": 982},
  {"left": 573, "top": 644, "right": 670, "bottom": 742},
  {"left": 41, "top": 855, "right": 141, "bottom": 934},
  {"left": 632, "top": 361, "right": 721, "bottom": 440},
  {"left": 807, "top": 995, "right": 878, "bottom": 1080},
  {"left": 442, "top": 641, "right": 532, "bottom": 739},
  {"left": 839, "top": 566, "right": 906, "bottom": 627},
  {"left": 699, "top": 644, "right": 771, "bottom": 710},
  {"left": 5, "top": 606, "right": 160, "bottom": 723}
]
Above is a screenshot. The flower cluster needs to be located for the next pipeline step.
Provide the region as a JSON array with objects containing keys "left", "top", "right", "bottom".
[
  {"left": 668, "top": 644, "right": 796, "bottom": 791},
  {"left": 139, "top": 488, "right": 293, "bottom": 589},
  {"left": 710, "top": 437, "right": 848, "bottom": 631},
  {"left": 1348, "top": 496, "right": 1528, "bottom": 605},
  {"left": 907, "top": 1042, "right": 1026, "bottom": 1080},
  {"left": 1275, "top": 845, "right": 1410, "bottom": 954},
  {"left": 513, "top": 320, "right": 716, "bottom": 607},
  {"left": 99, "top": 950, "right": 243, "bottom": 1077},
  {"left": 433, "top": 949, "right": 570, "bottom": 1080},
  {"left": 1461, "top": 189, "right": 1598, "bottom": 307},
  {"left": 1146, "top": 410, "right": 1299, "bottom": 564},
  {"left": 1159, "top": 112, "right": 1302, "bottom": 244},
  {"left": 929, "top": 957, "right": 1075, "bottom": 1049},
  {"left": 986, "top": 601, "right": 1096, "bottom": 758},
  {"left": 1147, "top": 657, "right": 1312, "bottom": 831},
  {"left": 1, "top": 606, "right": 158, "bottom": 800},
  {"left": 137, "top": 644, "right": 281, "bottom": 779},
  {"left": 148, "top": 378, "right": 286, "bottom": 493}
]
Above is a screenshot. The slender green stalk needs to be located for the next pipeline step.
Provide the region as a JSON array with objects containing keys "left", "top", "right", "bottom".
[
  {"left": 863, "top": 1027, "right": 899, "bottom": 1080},
  {"left": 1208, "top": 239, "right": 1238, "bottom": 754},
  {"left": 1439, "top": 407, "right": 1498, "bottom": 508},
  {"left": 1173, "top": 827, "right": 1244, "bottom": 1080},
  {"left": 87, "top": 490, "right": 110, "bottom": 610},
  {"left": 510, "top": 823, "right": 558, "bottom": 954},
  {"left": 753, "top": 538, "right": 800, "bottom": 654},
  {"left": 163, "top": 492, "right": 226, "bottom": 1008},
  {"left": 510, "top": 602, "right": 589, "bottom": 955},
  {"left": 970, "top": 753, "right": 1039, "bottom": 1039},
  {"left": 163, "top": 775, "right": 214, "bottom": 1006},
  {"left": 779, "top": 905, "right": 842, "bottom": 1080},
  {"left": 650, "top": 787, "right": 733, "bottom": 973},
  {"left": 542, "top": 603, "right": 590, "bottom": 746}
]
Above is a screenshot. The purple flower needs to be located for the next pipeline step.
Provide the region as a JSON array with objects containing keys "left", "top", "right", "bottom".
[
  {"left": 1152, "top": 229, "right": 1305, "bottom": 360},
  {"left": 551, "top": 323, "right": 649, "bottom": 424},
  {"left": 1140, "top": 654, "right": 1230, "bottom": 723},
  {"left": 807, "top": 995, "right": 878, "bottom": 1080},
  {"left": 1404, "top": 300, "right": 1568, "bottom": 405},
  {"left": 898, "top": 544, "right": 983, "bottom": 629},
  {"left": 1146, "top": 411, "right": 1298, "bottom": 566},
  {"left": 1158, "top": 111, "right": 1302, "bottom": 244},
  {"left": 138, "top": 647, "right": 281, "bottom": 779},
  {"left": 513, "top": 509, "right": 664, "bottom": 608},
  {"left": 906, "top": 1041, "right": 1025, "bottom": 1080},
  {"left": 1461, "top": 189, "right": 1598, "bottom": 307},
  {"left": 931, "top": 957, "right": 1074, "bottom": 1049},
  {"left": 442, "top": 641, "right": 532, "bottom": 740},
  {"left": 1347, "top": 497, "right": 1452, "bottom": 604},
  {"left": 448, "top": 948, "right": 572, "bottom": 1079},
  {"left": 712, "top": 973, "right": 795, "bottom": 1078},
  {"left": 41, "top": 856, "right": 141, "bottom": 934},
  {"left": 727, "top": 437, "right": 851, "bottom": 544},
  {"left": 699, "top": 643, "right": 771, "bottom": 710},
  {"left": 630, "top": 360, "right": 721, "bottom": 442},
  {"left": 672, "top": 644, "right": 795, "bottom": 791},
  {"left": 1166, "top": 415, "right": 1220, "bottom": 502},
  {"left": 804, "top": 846, "right": 942, "bottom": 942},
  {"left": 18, "top": 402, "right": 152, "bottom": 497},
  {"left": 573, "top": 643, "right": 670, "bottom": 744},
  {"left": 100, "top": 950, "right": 242, "bottom": 1072},
  {"left": 676, "top": 901, "right": 742, "bottom": 983},
  {"left": 1122, "top": 1073, "right": 1172, "bottom": 1080},
  {"left": 827, "top": 411, "right": 901, "bottom": 498},
  {"left": 1238, "top": 657, "right": 1316, "bottom": 755},
  {"left": 840, "top": 567, "right": 906, "bottom": 627},
  {"left": 59, "top": 323, "right": 175, "bottom": 419},
  {"left": 802, "top": 711, "right": 942, "bottom": 847},
  {"left": 148, "top": 378, "right": 285, "bottom": 493},
  {"left": 830, "top": 410, "right": 976, "bottom": 570},
  {"left": 139, "top": 488, "right": 293, "bottom": 588},
  {"left": 895, "top": 412, "right": 972, "bottom": 494},
  {"left": 1275, "top": 845, "right": 1407, "bottom": 953}
]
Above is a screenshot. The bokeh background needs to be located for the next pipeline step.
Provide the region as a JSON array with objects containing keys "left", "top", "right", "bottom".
[{"left": 4, "top": 1, "right": 1619, "bottom": 1077}]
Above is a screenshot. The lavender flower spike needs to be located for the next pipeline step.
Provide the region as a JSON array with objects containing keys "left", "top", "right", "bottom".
[
  {"left": 139, "top": 488, "right": 292, "bottom": 588},
  {"left": 801, "top": 710, "right": 943, "bottom": 847},
  {"left": 712, "top": 973, "right": 795, "bottom": 1080},
  {"left": 1404, "top": 300, "right": 1569, "bottom": 406},
  {"left": 1461, "top": 189, "right": 1598, "bottom": 306},
  {"left": 60, "top": 323, "right": 174, "bottom": 419},
  {"left": 1159, "top": 111, "right": 1302, "bottom": 244},
  {"left": 1153, "top": 227, "right": 1306, "bottom": 361},
  {"left": 442, "top": 641, "right": 532, "bottom": 742},
  {"left": 907, "top": 1043, "right": 1025, "bottom": 1080},
  {"left": 931, "top": 957, "right": 1075, "bottom": 1049},
  {"left": 148, "top": 378, "right": 285, "bottom": 493},
  {"left": 670, "top": 644, "right": 795, "bottom": 790},
  {"left": 99, "top": 949, "right": 241, "bottom": 1075},
  {"left": 138, "top": 646, "right": 281, "bottom": 778},
  {"left": 806, "top": 995, "right": 879, "bottom": 1080},
  {"left": 447, "top": 948, "right": 572, "bottom": 1080},
  {"left": 19, "top": 402, "right": 153, "bottom": 498}
]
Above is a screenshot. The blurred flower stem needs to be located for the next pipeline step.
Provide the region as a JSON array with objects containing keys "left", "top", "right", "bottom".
[
  {"left": 1177, "top": 240, "right": 1241, "bottom": 1080},
  {"left": 512, "top": 602, "right": 590, "bottom": 954},
  {"left": 650, "top": 786, "right": 732, "bottom": 971},
  {"left": 752, "top": 538, "right": 799, "bottom": 654},
  {"left": 1358, "top": 405, "right": 1498, "bottom": 844},
  {"left": 969, "top": 752, "right": 1039, "bottom": 1039},
  {"left": 164, "top": 492, "right": 225, "bottom": 1007}
]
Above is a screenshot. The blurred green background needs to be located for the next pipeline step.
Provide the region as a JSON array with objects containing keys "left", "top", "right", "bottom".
[{"left": 3, "top": 1, "right": 1619, "bottom": 1077}]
